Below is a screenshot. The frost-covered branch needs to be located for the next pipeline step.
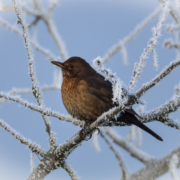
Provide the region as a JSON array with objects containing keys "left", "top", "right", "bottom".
[
  {"left": 100, "top": 131, "right": 129, "bottom": 180},
  {"left": 153, "top": 48, "right": 158, "bottom": 70},
  {"left": 130, "top": 146, "right": 180, "bottom": 180},
  {"left": 62, "top": 163, "right": 80, "bottom": 180},
  {"left": 164, "top": 38, "right": 180, "bottom": 49},
  {"left": 27, "top": 162, "right": 51, "bottom": 180},
  {"left": 0, "top": 92, "right": 83, "bottom": 127},
  {"left": 125, "top": 125, "right": 142, "bottom": 148},
  {"left": 30, "top": 151, "right": 35, "bottom": 173},
  {"left": 140, "top": 96, "right": 180, "bottom": 129},
  {"left": 92, "top": 131, "right": 101, "bottom": 152},
  {"left": 169, "top": 154, "right": 179, "bottom": 180},
  {"left": 0, "top": 118, "right": 45, "bottom": 157},
  {"left": 0, "top": 84, "right": 59, "bottom": 104},
  {"left": 0, "top": 17, "right": 58, "bottom": 62},
  {"left": 159, "top": 0, "right": 180, "bottom": 24},
  {"left": 129, "top": 1, "right": 170, "bottom": 91},
  {"left": 13, "top": 0, "right": 56, "bottom": 146},
  {"left": 135, "top": 58, "right": 180, "bottom": 100},
  {"left": 174, "top": 83, "right": 180, "bottom": 98},
  {"left": 44, "top": 18, "right": 68, "bottom": 61},
  {"left": 48, "top": 0, "right": 58, "bottom": 19},
  {"left": 103, "top": 7, "right": 161, "bottom": 63},
  {"left": 104, "top": 127, "right": 154, "bottom": 163},
  {"left": 20, "top": 0, "right": 68, "bottom": 61}
]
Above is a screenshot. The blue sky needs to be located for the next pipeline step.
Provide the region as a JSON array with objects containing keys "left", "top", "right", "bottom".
[{"left": 0, "top": 0, "right": 180, "bottom": 179}]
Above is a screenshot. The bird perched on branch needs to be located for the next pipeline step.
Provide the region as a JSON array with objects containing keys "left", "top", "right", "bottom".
[{"left": 51, "top": 57, "right": 163, "bottom": 141}]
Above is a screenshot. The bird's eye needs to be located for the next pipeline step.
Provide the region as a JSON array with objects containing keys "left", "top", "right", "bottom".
[{"left": 70, "top": 65, "right": 74, "bottom": 68}]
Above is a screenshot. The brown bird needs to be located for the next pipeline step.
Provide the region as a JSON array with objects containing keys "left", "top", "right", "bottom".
[{"left": 51, "top": 57, "right": 163, "bottom": 141}]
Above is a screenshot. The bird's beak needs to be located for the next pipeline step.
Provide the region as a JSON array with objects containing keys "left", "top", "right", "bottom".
[{"left": 51, "top": 61, "right": 65, "bottom": 68}]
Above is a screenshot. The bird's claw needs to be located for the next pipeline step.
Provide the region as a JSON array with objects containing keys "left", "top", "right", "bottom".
[
  {"left": 94, "top": 128, "right": 100, "bottom": 135},
  {"left": 79, "top": 129, "right": 92, "bottom": 141},
  {"left": 79, "top": 128, "right": 100, "bottom": 141}
]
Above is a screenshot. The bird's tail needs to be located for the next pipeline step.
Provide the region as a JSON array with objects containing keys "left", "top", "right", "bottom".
[{"left": 118, "top": 109, "right": 163, "bottom": 141}]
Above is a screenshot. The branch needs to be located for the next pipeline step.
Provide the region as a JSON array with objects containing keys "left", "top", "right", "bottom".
[
  {"left": 104, "top": 127, "right": 155, "bottom": 163},
  {"left": 103, "top": 6, "right": 161, "bottom": 63},
  {"left": 92, "top": 131, "right": 101, "bottom": 152},
  {"left": 0, "top": 17, "right": 58, "bottom": 62},
  {"left": 54, "top": 105, "right": 131, "bottom": 159},
  {"left": 0, "top": 84, "right": 59, "bottom": 104},
  {"left": 140, "top": 97, "right": 180, "bottom": 129},
  {"left": 0, "top": 92, "right": 83, "bottom": 127},
  {"left": 135, "top": 58, "right": 180, "bottom": 100},
  {"left": 21, "top": 1, "right": 69, "bottom": 61},
  {"left": 129, "top": 1, "right": 170, "bottom": 91},
  {"left": 100, "top": 131, "right": 129, "bottom": 180},
  {"left": 13, "top": 0, "right": 57, "bottom": 146},
  {"left": 130, "top": 146, "right": 180, "bottom": 180},
  {"left": 0, "top": 118, "right": 45, "bottom": 157},
  {"left": 159, "top": 0, "right": 180, "bottom": 24},
  {"left": 62, "top": 163, "right": 80, "bottom": 180},
  {"left": 27, "top": 163, "right": 51, "bottom": 180},
  {"left": 169, "top": 154, "right": 179, "bottom": 180},
  {"left": 30, "top": 151, "right": 35, "bottom": 173},
  {"left": 48, "top": 0, "right": 58, "bottom": 19},
  {"left": 43, "top": 18, "right": 68, "bottom": 61}
]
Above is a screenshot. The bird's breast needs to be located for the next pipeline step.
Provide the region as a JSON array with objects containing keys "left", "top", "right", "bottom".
[{"left": 61, "top": 78, "right": 100, "bottom": 121}]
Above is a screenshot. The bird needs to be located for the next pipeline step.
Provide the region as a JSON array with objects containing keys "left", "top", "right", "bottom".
[{"left": 51, "top": 56, "right": 163, "bottom": 141}]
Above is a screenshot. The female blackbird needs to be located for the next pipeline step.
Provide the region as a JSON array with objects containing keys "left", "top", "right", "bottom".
[{"left": 51, "top": 57, "right": 163, "bottom": 141}]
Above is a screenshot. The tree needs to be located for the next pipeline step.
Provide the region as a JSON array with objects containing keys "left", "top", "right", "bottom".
[{"left": 0, "top": 0, "right": 180, "bottom": 179}]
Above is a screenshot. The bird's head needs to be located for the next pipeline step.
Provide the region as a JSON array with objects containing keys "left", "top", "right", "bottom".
[{"left": 51, "top": 57, "right": 94, "bottom": 78}]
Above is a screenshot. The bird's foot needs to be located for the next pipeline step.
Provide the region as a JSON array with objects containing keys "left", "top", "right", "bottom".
[
  {"left": 79, "top": 129, "right": 92, "bottom": 141},
  {"left": 79, "top": 128, "right": 100, "bottom": 141},
  {"left": 94, "top": 128, "right": 100, "bottom": 134}
]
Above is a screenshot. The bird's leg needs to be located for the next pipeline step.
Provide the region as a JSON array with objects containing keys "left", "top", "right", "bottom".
[
  {"left": 79, "top": 122, "right": 92, "bottom": 141},
  {"left": 79, "top": 121, "right": 101, "bottom": 141},
  {"left": 79, "top": 129, "right": 92, "bottom": 141}
]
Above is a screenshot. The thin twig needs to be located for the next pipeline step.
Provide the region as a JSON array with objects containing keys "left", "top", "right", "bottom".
[
  {"left": 0, "top": 92, "right": 83, "bottom": 127},
  {"left": 129, "top": 1, "right": 170, "bottom": 91},
  {"left": 13, "top": 0, "right": 57, "bottom": 146},
  {"left": 103, "top": 6, "right": 161, "bottom": 63},
  {"left": 0, "top": 118, "right": 46, "bottom": 157},
  {"left": 0, "top": 17, "right": 58, "bottom": 62},
  {"left": 100, "top": 131, "right": 129, "bottom": 180},
  {"left": 129, "top": 146, "right": 180, "bottom": 180},
  {"left": 104, "top": 127, "right": 155, "bottom": 163},
  {"left": 0, "top": 84, "right": 59, "bottom": 104},
  {"left": 62, "top": 163, "right": 80, "bottom": 180}
]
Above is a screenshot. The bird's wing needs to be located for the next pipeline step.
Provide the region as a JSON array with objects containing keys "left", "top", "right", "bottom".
[{"left": 77, "top": 76, "right": 113, "bottom": 106}]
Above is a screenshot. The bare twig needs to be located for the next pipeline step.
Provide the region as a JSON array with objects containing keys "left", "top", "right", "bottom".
[
  {"left": 130, "top": 146, "right": 180, "bottom": 180},
  {"left": 0, "top": 17, "right": 58, "bottom": 62},
  {"left": 28, "top": 16, "right": 41, "bottom": 29},
  {"left": 27, "top": 163, "right": 51, "bottom": 180},
  {"left": 103, "top": 7, "right": 161, "bottom": 63},
  {"left": 30, "top": 151, "right": 35, "bottom": 173},
  {"left": 21, "top": 1, "right": 69, "bottom": 61},
  {"left": 0, "top": 84, "right": 59, "bottom": 104},
  {"left": 0, "top": 92, "right": 83, "bottom": 127},
  {"left": 92, "top": 131, "right": 101, "bottom": 152},
  {"left": 169, "top": 154, "right": 179, "bottom": 180},
  {"left": 0, "top": 118, "right": 45, "bottom": 157},
  {"left": 104, "top": 127, "right": 154, "bottom": 163},
  {"left": 13, "top": 0, "right": 57, "bottom": 146},
  {"left": 62, "top": 163, "right": 80, "bottom": 180},
  {"left": 135, "top": 58, "right": 180, "bottom": 100},
  {"left": 129, "top": 1, "right": 170, "bottom": 91},
  {"left": 100, "top": 131, "right": 129, "bottom": 180}
]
